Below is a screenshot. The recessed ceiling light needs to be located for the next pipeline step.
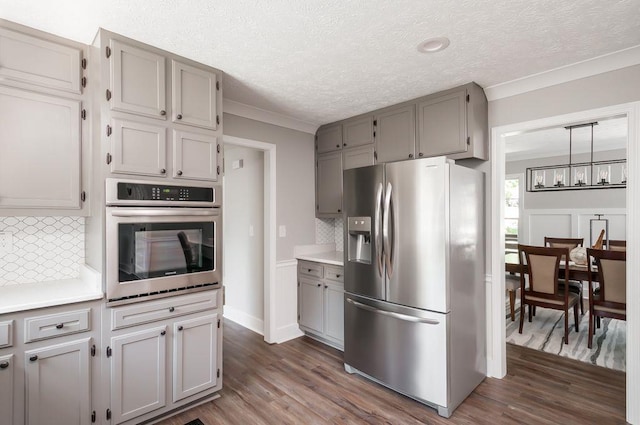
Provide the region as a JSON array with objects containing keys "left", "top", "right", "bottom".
[{"left": 417, "top": 37, "right": 450, "bottom": 53}]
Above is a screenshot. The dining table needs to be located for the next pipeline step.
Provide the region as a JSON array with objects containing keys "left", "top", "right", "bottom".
[{"left": 505, "top": 253, "right": 599, "bottom": 282}]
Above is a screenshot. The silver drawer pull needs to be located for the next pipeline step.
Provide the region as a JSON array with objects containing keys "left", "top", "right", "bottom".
[{"left": 346, "top": 298, "right": 440, "bottom": 325}]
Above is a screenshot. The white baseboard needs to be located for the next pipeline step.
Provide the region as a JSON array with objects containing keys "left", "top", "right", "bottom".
[
  {"left": 273, "top": 323, "right": 304, "bottom": 344},
  {"left": 223, "top": 305, "right": 264, "bottom": 335}
]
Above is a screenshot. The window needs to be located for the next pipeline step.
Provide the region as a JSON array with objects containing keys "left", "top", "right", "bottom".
[{"left": 505, "top": 176, "right": 522, "bottom": 254}]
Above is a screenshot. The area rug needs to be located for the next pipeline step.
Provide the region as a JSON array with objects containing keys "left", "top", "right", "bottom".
[{"left": 506, "top": 301, "right": 626, "bottom": 372}]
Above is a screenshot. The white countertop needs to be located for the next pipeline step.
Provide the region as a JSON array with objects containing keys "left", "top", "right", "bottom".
[
  {"left": 296, "top": 250, "right": 344, "bottom": 266},
  {"left": 0, "top": 265, "right": 103, "bottom": 314}
]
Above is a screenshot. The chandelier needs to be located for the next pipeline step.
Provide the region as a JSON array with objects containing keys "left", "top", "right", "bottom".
[{"left": 526, "top": 122, "right": 627, "bottom": 192}]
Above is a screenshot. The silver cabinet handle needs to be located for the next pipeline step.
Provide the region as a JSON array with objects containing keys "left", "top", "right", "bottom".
[
  {"left": 347, "top": 298, "right": 439, "bottom": 324},
  {"left": 374, "top": 182, "right": 383, "bottom": 278},
  {"left": 382, "top": 182, "right": 393, "bottom": 279}
]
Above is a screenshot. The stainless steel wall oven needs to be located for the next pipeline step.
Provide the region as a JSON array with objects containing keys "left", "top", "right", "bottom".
[{"left": 105, "top": 178, "right": 222, "bottom": 305}]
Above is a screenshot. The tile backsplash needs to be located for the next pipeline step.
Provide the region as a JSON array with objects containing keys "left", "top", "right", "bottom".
[
  {"left": 315, "top": 217, "right": 344, "bottom": 252},
  {"left": 0, "top": 216, "right": 85, "bottom": 286}
]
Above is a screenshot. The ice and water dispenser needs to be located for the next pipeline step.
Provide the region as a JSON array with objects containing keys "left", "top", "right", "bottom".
[{"left": 347, "top": 216, "right": 372, "bottom": 264}]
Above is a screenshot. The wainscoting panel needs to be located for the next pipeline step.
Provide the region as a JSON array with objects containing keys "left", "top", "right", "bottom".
[
  {"left": 523, "top": 208, "right": 626, "bottom": 246},
  {"left": 274, "top": 259, "right": 303, "bottom": 343}
]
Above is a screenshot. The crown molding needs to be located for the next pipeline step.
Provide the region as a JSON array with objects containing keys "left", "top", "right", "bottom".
[
  {"left": 484, "top": 44, "right": 640, "bottom": 101},
  {"left": 223, "top": 99, "right": 320, "bottom": 135}
]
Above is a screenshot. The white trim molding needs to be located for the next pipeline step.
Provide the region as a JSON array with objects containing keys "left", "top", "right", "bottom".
[
  {"left": 223, "top": 99, "right": 320, "bottom": 135},
  {"left": 484, "top": 45, "right": 640, "bottom": 101},
  {"left": 491, "top": 102, "right": 640, "bottom": 425},
  {"left": 223, "top": 305, "right": 264, "bottom": 335},
  {"left": 273, "top": 259, "right": 304, "bottom": 344}
]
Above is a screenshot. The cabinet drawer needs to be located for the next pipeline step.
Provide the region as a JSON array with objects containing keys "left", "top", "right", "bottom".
[
  {"left": 298, "top": 261, "right": 323, "bottom": 279},
  {"left": 24, "top": 309, "right": 90, "bottom": 343},
  {"left": 0, "top": 321, "right": 13, "bottom": 348},
  {"left": 324, "top": 266, "right": 344, "bottom": 284},
  {"left": 111, "top": 290, "right": 218, "bottom": 330}
]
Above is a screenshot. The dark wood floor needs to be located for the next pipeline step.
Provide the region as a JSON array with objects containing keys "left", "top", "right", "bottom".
[{"left": 158, "top": 319, "right": 626, "bottom": 425}]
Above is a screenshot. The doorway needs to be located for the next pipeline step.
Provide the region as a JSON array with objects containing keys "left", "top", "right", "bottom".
[
  {"left": 489, "top": 102, "right": 640, "bottom": 424},
  {"left": 222, "top": 135, "right": 277, "bottom": 343}
]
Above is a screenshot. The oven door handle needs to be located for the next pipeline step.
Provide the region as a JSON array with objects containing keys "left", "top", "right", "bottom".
[{"left": 109, "top": 209, "right": 218, "bottom": 217}]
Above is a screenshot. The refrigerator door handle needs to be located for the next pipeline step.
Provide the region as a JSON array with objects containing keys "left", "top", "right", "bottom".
[
  {"left": 383, "top": 182, "right": 393, "bottom": 278},
  {"left": 346, "top": 298, "right": 440, "bottom": 325},
  {"left": 375, "top": 182, "right": 384, "bottom": 277}
]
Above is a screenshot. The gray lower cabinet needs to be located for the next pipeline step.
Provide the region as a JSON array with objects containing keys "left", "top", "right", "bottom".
[
  {"left": 25, "top": 338, "right": 92, "bottom": 425},
  {"left": 374, "top": 104, "right": 416, "bottom": 163},
  {"left": 297, "top": 261, "right": 344, "bottom": 350},
  {"left": 0, "top": 354, "right": 14, "bottom": 425},
  {"left": 316, "top": 151, "right": 343, "bottom": 216},
  {"left": 106, "top": 290, "right": 222, "bottom": 425}
]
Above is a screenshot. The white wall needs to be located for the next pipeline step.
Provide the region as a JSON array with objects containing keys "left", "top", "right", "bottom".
[
  {"left": 223, "top": 146, "right": 265, "bottom": 333},
  {"left": 223, "top": 113, "right": 316, "bottom": 261}
]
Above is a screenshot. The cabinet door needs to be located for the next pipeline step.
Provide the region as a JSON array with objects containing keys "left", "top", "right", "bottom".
[
  {"left": 324, "top": 283, "right": 344, "bottom": 345},
  {"left": 0, "top": 27, "right": 82, "bottom": 94},
  {"left": 173, "top": 130, "right": 218, "bottom": 181},
  {"left": 417, "top": 90, "right": 467, "bottom": 158},
  {"left": 316, "top": 152, "right": 343, "bottom": 216},
  {"left": 343, "top": 145, "right": 375, "bottom": 170},
  {"left": 0, "top": 354, "right": 13, "bottom": 425},
  {"left": 110, "top": 40, "right": 166, "bottom": 119},
  {"left": 25, "top": 338, "right": 91, "bottom": 425},
  {"left": 0, "top": 86, "right": 81, "bottom": 209},
  {"left": 298, "top": 277, "right": 323, "bottom": 334},
  {"left": 110, "top": 118, "right": 167, "bottom": 177},
  {"left": 316, "top": 124, "right": 342, "bottom": 154},
  {"left": 172, "top": 60, "right": 218, "bottom": 130},
  {"left": 343, "top": 116, "right": 373, "bottom": 149},
  {"left": 173, "top": 314, "right": 219, "bottom": 402},
  {"left": 111, "top": 326, "right": 167, "bottom": 425},
  {"left": 375, "top": 104, "right": 416, "bottom": 162}
]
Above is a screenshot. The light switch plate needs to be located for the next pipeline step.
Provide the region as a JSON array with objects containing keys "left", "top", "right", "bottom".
[{"left": 278, "top": 225, "right": 286, "bottom": 237}]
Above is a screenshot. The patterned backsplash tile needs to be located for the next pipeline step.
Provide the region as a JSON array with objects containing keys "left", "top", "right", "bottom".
[
  {"left": 0, "top": 216, "right": 84, "bottom": 286},
  {"left": 315, "top": 217, "right": 344, "bottom": 252}
]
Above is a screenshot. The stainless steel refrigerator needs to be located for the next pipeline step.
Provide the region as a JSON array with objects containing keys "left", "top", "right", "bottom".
[{"left": 343, "top": 156, "right": 486, "bottom": 418}]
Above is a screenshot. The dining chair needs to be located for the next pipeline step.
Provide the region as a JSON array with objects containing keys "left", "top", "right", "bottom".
[
  {"left": 607, "top": 240, "right": 627, "bottom": 252},
  {"left": 505, "top": 273, "right": 519, "bottom": 321},
  {"left": 544, "top": 237, "right": 585, "bottom": 315},
  {"left": 587, "top": 248, "right": 626, "bottom": 349},
  {"left": 518, "top": 244, "right": 580, "bottom": 344}
]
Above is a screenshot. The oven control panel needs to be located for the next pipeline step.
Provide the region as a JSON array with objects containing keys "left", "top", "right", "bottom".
[{"left": 116, "top": 182, "right": 214, "bottom": 202}]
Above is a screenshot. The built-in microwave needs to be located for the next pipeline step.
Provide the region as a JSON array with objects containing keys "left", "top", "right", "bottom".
[{"left": 105, "top": 178, "right": 222, "bottom": 305}]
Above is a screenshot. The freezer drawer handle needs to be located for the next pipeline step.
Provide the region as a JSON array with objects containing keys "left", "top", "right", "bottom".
[{"left": 347, "top": 298, "right": 440, "bottom": 325}]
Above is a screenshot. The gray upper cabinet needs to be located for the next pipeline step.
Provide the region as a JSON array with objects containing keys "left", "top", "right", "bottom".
[
  {"left": 172, "top": 60, "right": 219, "bottom": 130},
  {"left": 0, "top": 27, "right": 82, "bottom": 94},
  {"left": 0, "top": 86, "right": 82, "bottom": 209},
  {"left": 316, "top": 124, "right": 342, "bottom": 154},
  {"left": 316, "top": 151, "right": 343, "bottom": 216},
  {"left": 416, "top": 83, "right": 487, "bottom": 160},
  {"left": 374, "top": 104, "right": 416, "bottom": 162},
  {"left": 110, "top": 118, "right": 167, "bottom": 177},
  {"left": 342, "top": 116, "right": 373, "bottom": 149},
  {"left": 109, "top": 39, "right": 167, "bottom": 119},
  {"left": 343, "top": 145, "right": 375, "bottom": 170},
  {"left": 173, "top": 130, "right": 218, "bottom": 181},
  {"left": 417, "top": 89, "right": 466, "bottom": 158}
]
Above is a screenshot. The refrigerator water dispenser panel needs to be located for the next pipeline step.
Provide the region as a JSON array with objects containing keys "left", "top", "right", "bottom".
[{"left": 348, "top": 216, "right": 372, "bottom": 264}]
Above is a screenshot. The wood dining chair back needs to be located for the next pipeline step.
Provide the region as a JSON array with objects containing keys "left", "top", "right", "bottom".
[
  {"left": 607, "top": 240, "right": 627, "bottom": 252},
  {"left": 518, "top": 244, "right": 580, "bottom": 344},
  {"left": 544, "top": 236, "right": 585, "bottom": 315},
  {"left": 587, "top": 248, "right": 626, "bottom": 348}
]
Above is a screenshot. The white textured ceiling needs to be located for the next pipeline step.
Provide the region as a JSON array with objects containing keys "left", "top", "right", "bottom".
[{"left": 1, "top": 0, "right": 639, "bottom": 126}]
